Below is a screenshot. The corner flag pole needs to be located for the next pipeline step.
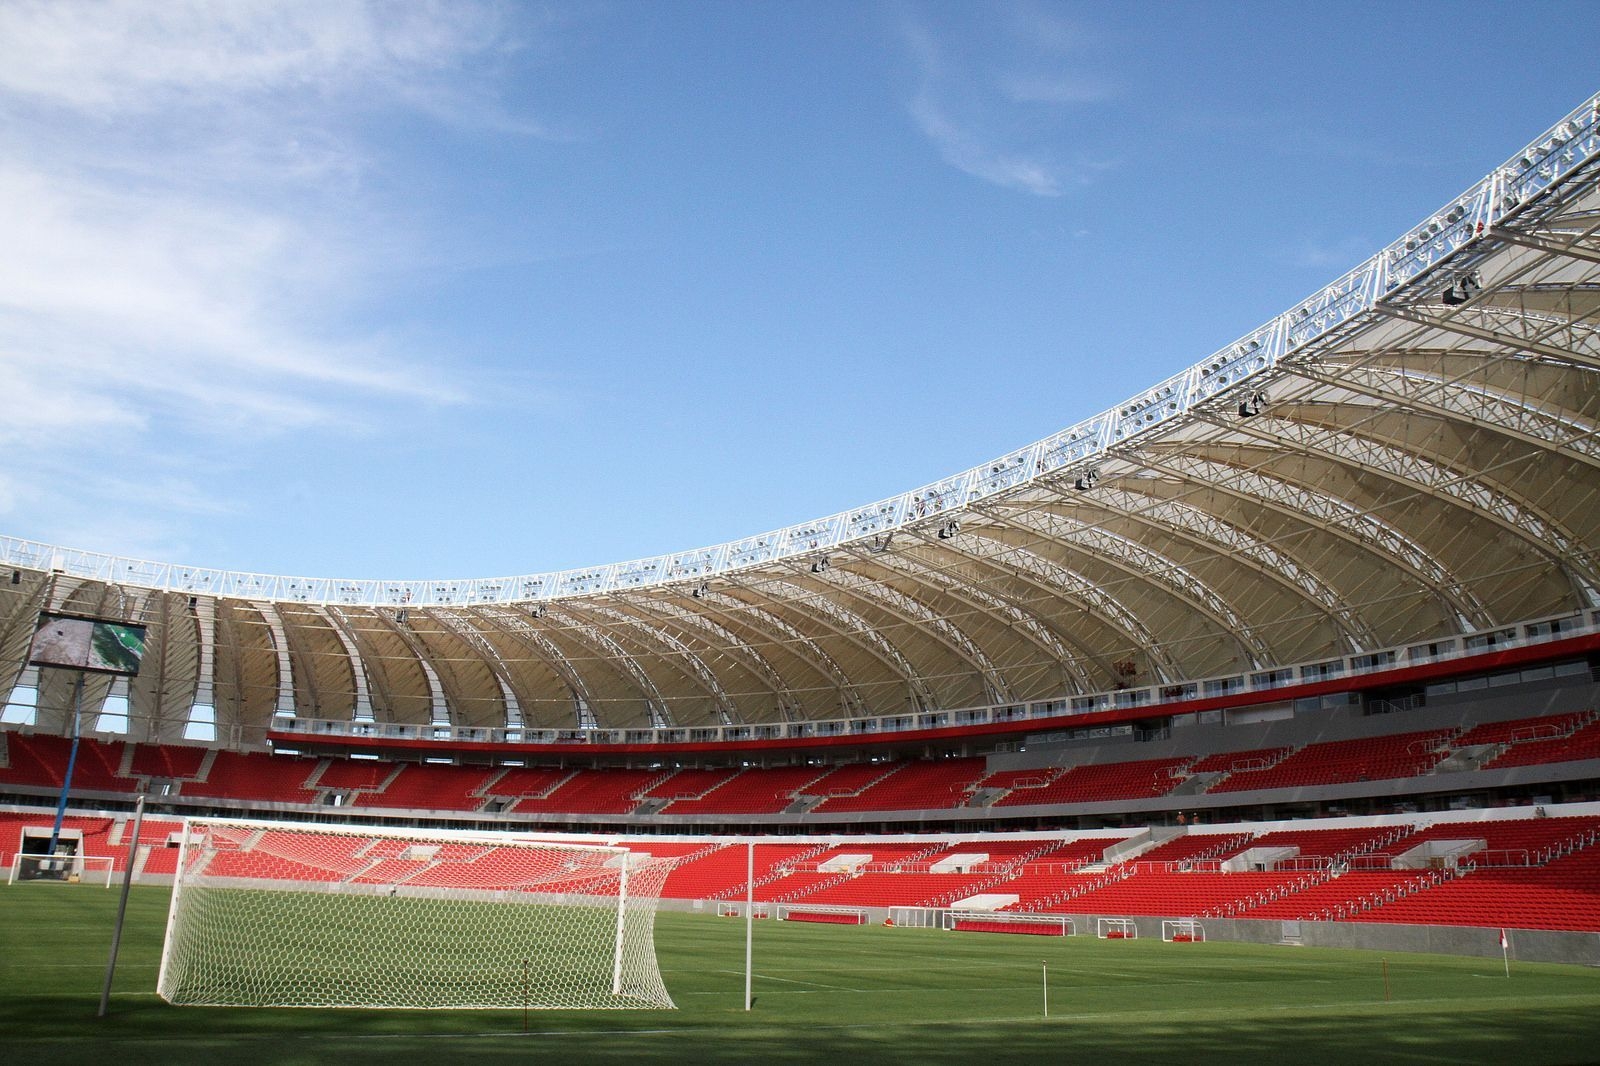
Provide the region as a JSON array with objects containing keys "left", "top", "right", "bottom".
[
  {"left": 1500, "top": 928, "right": 1510, "bottom": 977},
  {"left": 1042, "top": 960, "right": 1049, "bottom": 1019},
  {"left": 744, "top": 840, "right": 754, "bottom": 1011}
]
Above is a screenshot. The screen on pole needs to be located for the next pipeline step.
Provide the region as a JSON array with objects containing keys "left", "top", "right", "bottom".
[{"left": 28, "top": 612, "right": 148, "bottom": 676}]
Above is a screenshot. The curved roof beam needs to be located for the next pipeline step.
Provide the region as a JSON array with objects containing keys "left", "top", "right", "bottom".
[
  {"left": 857, "top": 542, "right": 1092, "bottom": 691},
  {"left": 472, "top": 605, "right": 598, "bottom": 716},
  {"left": 1040, "top": 486, "right": 1377, "bottom": 651},
  {"left": 542, "top": 605, "right": 676, "bottom": 727},
  {"left": 949, "top": 531, "right": 1176, "bottom": 680},
  {"left": 1142, "top": 451, "right": 1491, "bottom": 628},
  {"left": 1376, "top": 303, "right": 1600, "bottom": 373},
  {"left": 808, "top": 564, "right": 1014, "bottom": 703},
  {"left": 692, "top": 591, "right": 863, "bottom": 715},
  {"left": 320, "top": 607, "right": 380, "bottom": 721},
  {"left": 758, "top": 578, "right": 937, "bottom": 711},
  {"left": 992, "top": 507, "right": 1268, "bottom": 667},
  {"left": 427, "top": 609, "right": 524, "bottom": 727},
  {"left": 369, "top": 611, "right": 450, "bottom": 725},
  {"left": 560, "top": 600, "right": 741, "bottom": 725},
  {"left": 615, "top": 595, "right": 798, "bottom": 714},
  {"left": 1290, "top": 357, "right": 1600, "bottom": 472},
  {"left": 1216, "top": 410, "right": 1600, "bottom": 603}
]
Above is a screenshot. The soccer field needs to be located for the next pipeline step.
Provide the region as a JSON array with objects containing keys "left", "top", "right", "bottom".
[{"left": 3, "top": 883, "right": 1599, "bottom": 1065}]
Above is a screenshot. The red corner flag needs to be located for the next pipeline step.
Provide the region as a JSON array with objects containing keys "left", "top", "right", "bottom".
[
  {"left": 1499, "top": 928, "right": 1508, "bottom": 950},
  {"left": 1499, "top": 928, "right": 1510, "bottom": 977}
]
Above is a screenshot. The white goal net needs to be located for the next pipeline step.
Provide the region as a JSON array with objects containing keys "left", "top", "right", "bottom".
[{"left": 156, "top": 818, "right": 675, "bottom": 1010}]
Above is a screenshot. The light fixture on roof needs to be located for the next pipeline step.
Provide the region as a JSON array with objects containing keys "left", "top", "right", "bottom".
[
  {"left": 691, "top": 582, "right": 708, "bottom": 599},
  {"left": 1238, "top": 392, "right": 1267, "bottom": 418},
  {"left": 868, "top": 533, "right": 894, "bottom": 554},
  {"left": 1074, "top": 469, "right": 1101, "bottom": 492},
  {"left": 810, "top": 557, "right": 829, "bottom": 574},
  {"left": 937, "top": 519, "right": 961, "bottom": 540}
]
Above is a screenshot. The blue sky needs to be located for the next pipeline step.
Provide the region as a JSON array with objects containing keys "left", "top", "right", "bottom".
[{"left": 0, "top": 0, "right": 1593, "bottom": 581}]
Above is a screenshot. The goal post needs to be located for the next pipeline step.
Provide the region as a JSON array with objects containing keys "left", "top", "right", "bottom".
[
  {"left": 8, "top": 852, "right": 115, "bottom": 887},
  {"left": 156, "top": 817, "right": 676, "bottom": 1010},
  {"left": 1161, "top": 919, "right": 1205, "bottom": 942},
  {"left": 1097, "top": 917, "right": 1138, "bottom": 939}
]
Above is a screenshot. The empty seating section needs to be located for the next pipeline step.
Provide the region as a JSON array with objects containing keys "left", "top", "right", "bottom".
[
  {"left": 1209, "top": 729, "right": 1457, "bottom": 792},
  {"left": 1134, "top": 833, "right": 1253, "bottom": 865},
  {"left": 1231, "top": 825, "right": 1416, "bottom": 865},
  {"left": 183, "top": 751, "right": 317, "bottom": 803},
  {"left": 994, "top": 756, "right": 1193, "bottom": 806},
  {"left": 800, "top": 762, "right": 899, "bottom": 799},
  {"left": 1394, "top": 816, "right": 1600, "bottom": 866},
  {"left": 811, "top": 758, "right": 986, "bottom": 813},
  {"left": 1455, "top": 712, "right": 1592, "bottom": 748},
  {"left": 660, "top": 842, "right": 822, "bottom": 899},
  {"left": 1188, "top": 747, "right": 1291, "bottom": 774},
  {"left": 664, "top": 765, "right": 828, "bottom": 814},
  {"left": 641, "top": 768, "right": 738, "bottom": 801},
  {"left": 1483, "top": 717, "right": 1600, "bottom": 769},
  {"left": 1028, "top": 869, "right": 1306, "bottom": 917},
  {"left": 128, "top": 743, "right": 207, "bottom": 780},
  {"left": 0, "top": 735, "right": 133, "bottom": 792},
  {"left": 483, "top": 766, "right": 572, "bottom": 798},
  {"left": 353, "top": 765, "right": 495, "bottom": 811},
  {"left": 1239, "top": 871, "right": 1442, "bottom": 920},
  {"left": 1361, "top": 846, "right": 1600, "bottom": 932},
  {"left": 513, "top": 768, "right": 663, "bottom": 814},
  {"left": 971, "top": 767, "right": 1065, "bottom": 791},
  {"left": 315, "top": 759, "right": 396, "bottom": 791}
]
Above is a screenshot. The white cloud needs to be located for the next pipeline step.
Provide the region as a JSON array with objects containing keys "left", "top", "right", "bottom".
[
  {"left": 0, "top": 0, "right": 528, "bottom": 550},
  {"left": 898, "top": 7, "right": 1111, "bottom": 197},
  {"left": 0, "top": 0, "right": 510, "bottom": 116}
]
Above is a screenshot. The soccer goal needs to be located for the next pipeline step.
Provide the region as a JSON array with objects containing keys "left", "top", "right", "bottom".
[
  {"left": 945, "top": 911, "right": 1074, "bottom": 936},
  {"left": 1161, "top": 919, "right": 1205, "bottom": 943},
  {"left": 1097, "top": 917, "right": 1138, "bottom": 939},
  {"left": 7, "top": 852, "right": 115, "bottom": 887},
  {"left": 156, "top": 818, "right": 676, "bottom": 1010}
]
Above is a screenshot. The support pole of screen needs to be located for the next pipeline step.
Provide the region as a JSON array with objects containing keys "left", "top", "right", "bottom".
[
  {"left": 47, "top": 673, "right": 86, "bottom": 857},
  {"left": 744, "top": 839, "right": 754, "bottom": 1011},
  {"left": 98, "top": 792, "right": 145, "bottom": 1018}
]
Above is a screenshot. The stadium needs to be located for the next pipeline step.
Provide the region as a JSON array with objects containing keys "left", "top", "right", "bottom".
[{"left": 2, "top": 25, "right": 1600, "bottom": 1066}]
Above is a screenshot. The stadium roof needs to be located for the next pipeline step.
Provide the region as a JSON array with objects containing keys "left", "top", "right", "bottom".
[{"left": 4, "top": 92, "right": 1599, "bottom": 743}]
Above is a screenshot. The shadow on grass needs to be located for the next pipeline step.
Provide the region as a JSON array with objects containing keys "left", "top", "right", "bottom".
[{"left": 6, "top": 996, "right": 1598, "bottom": 1066}]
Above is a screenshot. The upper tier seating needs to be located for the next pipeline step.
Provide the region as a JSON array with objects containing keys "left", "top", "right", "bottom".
[
  {"left": 810, "top": 758, "right": 986, "bottom": 813},
  {"left": 640, "top": 768, "right": 740, "bottom": 801},
  {"left": 664, "top": 765, "right": 830, "bottom": 814},
  {"left": 513, "top": 768, "right": 665, "bottom": 815},
  {"left": 182, "top": 751, "right": 318, "bottom": 803},
  {"left": 128, "top": 743, "right": 207, "bottom": 780},
  {"left": 482, "top": 766, "right": 573, "bottom": 799},
  {"left": 315, "top": 759, "right": 397, "bottom": 791},
  {"left": 352, "top": 764, "right": 497, "bottom": 811},
  {"left": 0, "top": 735, "right": 133, "bottom": 793},
  {"left": 1209, "top": 729, "right": 1457, "bottom": 793},
  {"left": 993, "top": 756, "right": 1194, "bottom": 807},
  {"left": 1482, "top": 716, "right": 1600, "bottom": 770}
]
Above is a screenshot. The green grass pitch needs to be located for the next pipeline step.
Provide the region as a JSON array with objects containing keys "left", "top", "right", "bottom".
[{"left": 4, "top": 883, "right": 1599, "bottom": 1065}]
